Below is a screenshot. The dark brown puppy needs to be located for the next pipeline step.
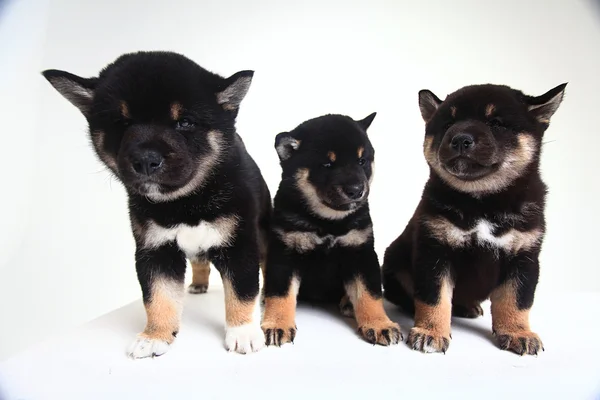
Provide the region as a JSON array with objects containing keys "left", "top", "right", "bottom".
[{"left": 382, "top": 83, "right": 567, "bottom": 355}]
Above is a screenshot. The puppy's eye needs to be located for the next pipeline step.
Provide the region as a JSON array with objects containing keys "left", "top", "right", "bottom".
[
  {"left": 358, "top": 158, "right": 366, "bottom": 166},
  {"left": 444, "top": 121, "right": 454, "bottom": 131},
  {"left": 176, "top": 117, "right": 196, "bottom": 130},
  {"left": 489, "top": 117, "right": 504, "bottom": 128},
  {"left": 322, "top": 162, "right": 332, "bottom": 168}
]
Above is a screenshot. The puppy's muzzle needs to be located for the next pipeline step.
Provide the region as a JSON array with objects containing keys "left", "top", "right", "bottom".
[
  {"left": 450, "top": 133, "right": 475, "bottom": 155},
  {"left": 130, "top": 149, "right": 164, "bottom": 177},
  {"left": 341, "top": 183, "right": 365, "bottom": 201}
]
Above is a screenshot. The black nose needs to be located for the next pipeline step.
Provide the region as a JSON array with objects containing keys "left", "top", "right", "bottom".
[
  {"left": 342, "top": 183, "right": 365, "bottom": 200},
  {"left": 131, "top": 150, "right": 164, "bottom": 176},
  {"left": 450, "top": 134, "right": 475, "bottom": 153}
]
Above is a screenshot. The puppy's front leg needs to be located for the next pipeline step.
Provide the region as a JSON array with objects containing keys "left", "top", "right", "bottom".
[
  {"left": 407, "top": 241, "right": 453, "bottom": 354},
  {"left": 128, "top": 243, "right": 186, "bottom": 359},
  {"left": 261, "top": 246, "right": 300, "bottom": 346},
  {"left": 342, "top": 247, "right": 402, "bottom": 346},
  {"left": 491, "top": 253, "right": 543, "bottom": 355},
  {"left": 213, "top": 237, "right": 265, "bottom": 354}
]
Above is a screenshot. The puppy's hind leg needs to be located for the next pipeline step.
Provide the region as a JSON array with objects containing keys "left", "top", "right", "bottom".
[
  {"left": 188, "top": 258, "right": 211, "bottom": 294},
  {"left": 452, "top": 301, "right": 484, "bottom": 319}
]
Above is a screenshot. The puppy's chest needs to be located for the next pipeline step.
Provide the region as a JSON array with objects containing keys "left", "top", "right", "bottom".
[
  {"left": 275, "top": 226, "right": 372, "bottom": 254},
  {"left": 142, "top": 215, "right": 239, "bottom": 256},
  {"left": 423, "top": 212, "right": 542, "bottom": 254}
]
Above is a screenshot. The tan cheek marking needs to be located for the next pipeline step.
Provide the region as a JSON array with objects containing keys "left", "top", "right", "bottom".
[
  {"left": 170, "top": 102, "right": 182, "bottom": 120},
  {"left": 120, "top": 101, "right": 130, "bottom": 119},
  {"left": 490, "top": 280, "right": 530, "bottom": 333},
  {"left": 423, "top": 136, "right": 436, "bottom": 165},
  {"left": 91, "top": 130, "right": 118, "bottom": 173},
  {"left": 357, "top": 146, "right": 364, "bottom": 158},
  {"left": 142, "top": 277, "right": 184, "bottom": 342},
  {"left": 485, "top": 104, "right": 496, "bottom": 117},
  {"left": 328, "top": 151, "right": 336, "bottom": 163},
  {"left": 451, "top": 106, "right": 457, "bottom": 118},
  {"left": 413, "top": 275, "right": 453, "bottom": 337},
  {"left": 222, "top": 278, "right": 255, "bottom": 327},
  {"left": 191, "top": 259, "right": 211, "bottom": 287}
]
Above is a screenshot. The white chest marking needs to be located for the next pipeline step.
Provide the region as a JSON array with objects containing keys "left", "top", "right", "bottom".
[
  {"left": 424, "top": 217, "right": 541, "bottom": 254},
  {"left": 143, "top": 215, "right": 239, "bottom": 256}
]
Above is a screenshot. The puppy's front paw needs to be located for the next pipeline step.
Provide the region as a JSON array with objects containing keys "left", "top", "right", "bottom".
[
  {"left": 494, "top": 330, "right": 544, "bottom": 356},
  {"left": 358, "top": 320, "right": 403, "bottom": 346},
  {"left": 225, "top": 323, "right": 265, "bottom": 354},
  {"left": 127, "top": 333, "right": 173, "bottom": 359},
  {"left": 262, "top": 322, "right": 297, "bottom": 346},
  {"left": 407, "top": 327, "right": 450, "bottom": 354},
  {"left": 188, "top": 283, "right": 208, "bottom": 294}
]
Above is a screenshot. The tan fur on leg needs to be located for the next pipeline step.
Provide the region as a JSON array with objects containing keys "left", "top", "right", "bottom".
[
  {"left": 128, "top": 276, "right": 184, "bottom": 358},
  {"left": 222, "top": 278, "right": 255, "bottom": 327},
  {"left": 491, "top": 281, "right": 543, "bottom": 355},
  {"left": 222, "top": 277, "right": 265, "bottom": 354},
  {"left": 142, "top": 277, "right": 184, "bottom": 341},
  {"left": 407, "top": 275, "right": 452, "bottom": 353},
  {"left": 189, "top": 259, "right": 211, "bottom": 294},
  {"left": 262, "top": 276, "right": 300, "bottom": 346},
  {"left": 345, "top": 278, "right": 402, "bottom": 346}
]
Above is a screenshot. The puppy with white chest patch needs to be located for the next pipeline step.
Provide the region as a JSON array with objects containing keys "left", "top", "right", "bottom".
[
  {"left": 262, "top": 113, "right": 402, "bottom": 347},
  {"left": 382, "top": 83, "right": 567, "bottom": 355},
  {"left": 42, "top": 51, "right": 272, "bottom": 357}
]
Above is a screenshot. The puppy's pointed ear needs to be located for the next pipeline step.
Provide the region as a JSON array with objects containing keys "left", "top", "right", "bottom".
[
  {"left": 418, "top": 89, "right": 443, "bottom": 123},
  {"left": 42, "top": 69, "right": 98, "bottom": 116},
  {"left": 357, "top": 112, "right": 377, "bottom": 131},
  {"left": 525, "top": 83, "right": 567, "bottom": 124},
  {"left": 275, "top": 132, "right": 301, "bottom": 162},
  {"left": 216, "top": 70, "right": 254, "bottom": 111}
]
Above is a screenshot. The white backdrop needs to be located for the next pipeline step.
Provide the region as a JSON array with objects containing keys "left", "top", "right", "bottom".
[{"left": 1, "top": 0, "right": 598, "bottom": 361}]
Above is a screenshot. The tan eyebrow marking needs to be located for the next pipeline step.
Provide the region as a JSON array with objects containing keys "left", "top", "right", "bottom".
[
  {"left": 450, "top": 106, "right": 457, "bottom": 118},
  {"left": 485, "top": 104, "right": 496, "bottom": 117},
  {"left": 120, "top": 101, "right": 130, "bottom": 119},
  {"left": 328, "top": 151, "right": 336, "bottom": 162},
  {"left": 170, "top": 102, "right": 182, "bottom": 120},
  {"left": 357, "top": 147, "right": 364, "bottom": 158}
]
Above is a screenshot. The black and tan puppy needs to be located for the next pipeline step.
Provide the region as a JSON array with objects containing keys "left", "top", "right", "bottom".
[
  {"left": 42, "top": 51, "right": 271, "bottom": 357},
  {"left": 382, "top": 83, "right": 567, "bottom": 355},
  {"left": 261, "top": 113, "right": 402, "bottom": 347}
]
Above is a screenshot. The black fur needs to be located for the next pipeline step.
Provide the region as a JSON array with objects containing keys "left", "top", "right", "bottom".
[
  {"left": 265, "top": 113, "right": 378, "bottom": 301},
  {"left": 382, "top": 83, "right": 567, "bottom": 354},
  {"left": 42, "top": 51, "right": 271, "bottom": 355},
  {"left": 262, "top": 113, "right": 400, "bottom": 346}
]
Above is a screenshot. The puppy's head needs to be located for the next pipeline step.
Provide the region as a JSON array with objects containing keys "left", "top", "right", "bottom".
[
  {"left": 419, "top": 83, "right": 567, "bottom": 194},
  {"left": 275, "top": 113, "right": 377, "bottom": 220},
  {"left": 42, "top": 51, "right": 253, "bottom": 202}
]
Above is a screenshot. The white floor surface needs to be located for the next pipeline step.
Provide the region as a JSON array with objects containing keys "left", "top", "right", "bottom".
[{"left": 1, "top": 289, "right": 599, "bottom": 400}]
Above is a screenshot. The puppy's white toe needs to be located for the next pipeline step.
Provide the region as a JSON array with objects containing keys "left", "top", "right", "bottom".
[
  {"left": 225, "top": 322, "right": 265, "bottom": 354},
  {"left": 127, "top": 334, "right": 171, "bottom": 359}
]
